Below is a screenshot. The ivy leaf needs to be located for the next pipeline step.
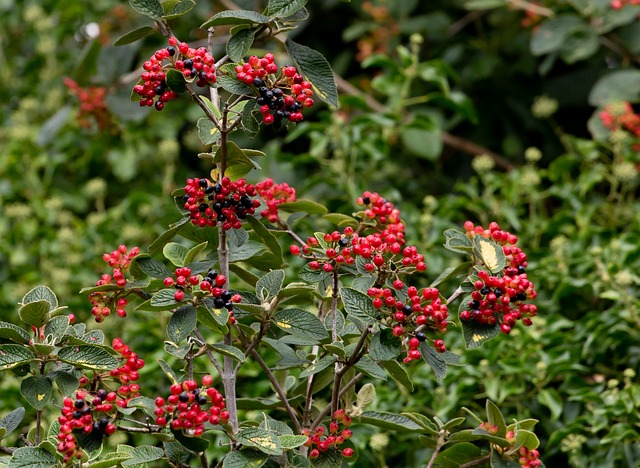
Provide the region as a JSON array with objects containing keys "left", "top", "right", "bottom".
[
  {"left": 341, "top": 287, "right": 380, "bottom": 322},
  {"left": 473, "top": 236, "right": 506, "bottom": 273},
  {"left": 18, "top": 300, "right": 51, "bottom": 328},
  {"left": 273, "top": 308, "right": 328, "bottom": 341},
  {"left": 0, "top": 407, "right": 25, "bottom": 440},
  {"left": 202, "top": 10, "right": 271, "bottom": 28},
  {"left": 227, "top": 27, "right": 256, "bottom": 62},
  {"left": 114, "top": 26, "right": 155, "bottom": 46},
  {"left": 20, "top": 376, "right": 52, "bottom": 411},
  {"left": 256, "top": 270, "right": 285, "bottom": 302},
  {"left": 167, "top": 305, "right": 197, "bottom": 343},
  {"left": 0, "top": 345, "right": 35, "bottom": 370},
  {"left": 235, "top": 427, "right": 283, "bottom": 456},
  {"left": 0, "top": 322, "right": 30, "bottom": 344},
  {"left": 58, "top": 345, "right": 119, "bottom": 371},
  {"left": 129, "top": 0, "right": 164, "bottom": 21},
  {"left": 285, "top": 38, "right": 338, "bottom": 107}
]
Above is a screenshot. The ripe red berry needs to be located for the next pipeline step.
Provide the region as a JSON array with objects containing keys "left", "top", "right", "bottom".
[{"left": 342, "top": 448, "right": 354, "bottom": 458}]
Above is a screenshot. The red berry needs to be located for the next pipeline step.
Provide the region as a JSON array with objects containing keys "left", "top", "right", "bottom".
[{"left": 342, "top": 448, "right": 354, "bottom": 458}]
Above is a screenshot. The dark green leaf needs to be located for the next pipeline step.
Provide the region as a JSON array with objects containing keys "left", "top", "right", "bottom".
[
  {"left": 202, "top": 298, "right": 231, "bottom": 327},
  {"left": 148, "top": 217, "right": 189, "bottom": 255},
  {"left": 589, "top": 70, "right": 640, "bottom": 106},
  {"left": 170, "top": 429, "right": 210, "bottom": 452},
  {"left": 380, "top": 360, "right": 414, "bottom": 392},
  {"left": 354, "top": 355, "right": 387, "bottom": 380},
  {"left": 400, "top": 114, "right": 442, "bottom": 160},
  {"left": 401, "top": 412, "right": 437, "bottom": 434},
  {"left": 20, "top": 376, "right": 52, "bottom": 411},
  {"left": 267, "top": 0, "right": 308, "bottom": 17},
  {"left": 197, "top": 118, "right": 220, "bottom": 146},
  {"left": 241, "top": 99, "right": 260, "bottom": 136},
  {"left": 121, "top": 445, "right": 164, "bottom": 465},
  {"left": 246, "top": 216, "right": 283, "bottom": 259},
  {"left": 256, "top": 269, "right": 285, "bottom": 301},
  {"left": 52, "top": 371, "right": 79, "bottom": 396},
  {"left": 214, "top": 141, "right": 257, "bottom": 179},
  {"left": 229, "top": 264, "right": 259, "bottom": 286},
  {"left": 462, "top": 317, "right": 501, "bottom": 350},
  {"left": 430, "top": 262, "right": 471, "bottom": 289},
  {"left": 230, "top": 241, "right": 266, "bottom": 262},
  {"left": 515, "top": 429, "right": 539, "bottom": 450},
  {"left": 0, "top": 345, "right": 35, "bottom": 370},
  {"left": 163, "top": 0, "right": 195, "bottom": 19},
  {"left": 114, "top": 26, "right": 155, "bottom": 46},
  {"left": 0, "top": 407, "right": 25, "bottom": 440},
  {"left": 22, "top": 285, "right": 58, "bottom": 309},
  {"left": 227, "top": 27, "right": 256, "bottom": 62},
  {"left": 299, "top": 264, "right": 330, "bottom": 283},
  {"left": 209, "top": 343, "right": 245, "bottom": 362},
  {"left": 202, "top": 10, "right": 271, "bottom": 28},
  {"left": 285, "top": 38, "right": 338, "bottom": 107},
  {"left": 358, "top": 411, "right": 424, "bottom": 432},
  {"left": 18, "top": 300, "right": 50, "bottom": 327},
  {"left": 486, "top": 400, "right": 507, "bottom": 437},
  {"left": 167, "top": 305, "right": 197, "bottom": 343},
  {"left": 537, "top": 388, "right": 563, "bottom": 420},
  {"left": 228, "top": 228, "right": 249, "bottom": 248},
  {"left": 58, "top": 345, "right": 119, "bottom": 370},
  {"left": 88, "top": 452, "right": 134, "bottom": 468},
  {"left": 298, "top": 355, "right": 336, "bottom": 378},
  {"left": 235, "top": 427, "right": 282, "bottom": 456},
  {"left": 218, "top": 63, "right": 255, "bottom": 95},
  {"left": 530, "top": 15, "right": 584, "bottom": 56},
  {"left": 8, "top": 447, "right": 57, "bottom": 468},
  {"left": 0, "top": 322, "right": 30, "bottom": 344},
  {"left": 419, "top": 342, "right": 448, "bottom": 380},
  {"left": 369, "top": 328, "right": 401, "bottom": 361},
  {"left": 166, "top": 69, "right": 187, "bottom": 94},
  {"left": 341, "top": 287, "right": 380, "bottom": 321},
  {"left": 279, "top": 434, "right": 308, "bottom": 449},
  {"left": 323, "top": 213, "right": 358, "bottom": 227},
  {"left": 443, "top": 229, "right": 473, "bottom": 253},
  {"left": 164, "top": 242, "right": 189, "bottom": 267},
  {"left": 433, "top": 442, "right": 482, "bottom": 467},
  {"left": 222, "top": 450, "right": 268, "bottom": 468},
  {"left": 133, "top": 256, "right": 173, "bottom": 279},
  {"left": 273, "top": 308, "right": 328, "bottom": 340},
  {"left": 490, "top": 450, "right": 522, "bottom": 467},
  {"left": 44, "top": 316, "right": 69, "bottom": 344},
  {"left": 129, "top": 0, "right": 164, "bottom": 21},
  {"left": 150, "top": 289, "right": 180, "bottom": 310}
]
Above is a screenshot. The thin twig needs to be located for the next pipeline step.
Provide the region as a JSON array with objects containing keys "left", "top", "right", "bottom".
[
  {"left": 310, "top": 373, "right": 365, "bottom": 431},
  {"left": 193, "top": 329, "right": 224, "bottom": 375},
  {"left": 459, "top": 454, "right": 492, "bottom": 468},
  {"left": 425, "top": 430, "right": 447, "bottom": 468}
]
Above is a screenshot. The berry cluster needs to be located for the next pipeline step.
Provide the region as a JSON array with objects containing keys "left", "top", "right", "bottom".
[
  {"left": 303, "top": 410, "right": 355, "bottom": 460},
  {"left": 234, "top": 54, "right": 314, "bottom": 127},
  {"left": 599, "top": 101, "right": 640, "bottom": 149},
  {"left": 611, "top": 0, "right": 640, "bottom": 9},
  {"left": 369, "top": 285, "right": 448, "bottom": 359},
  {"left": 355, "top": 191, "right": 405, "bottom": 243},
  {"left": 108, "top": 338, "right": 146, "bottom": 406},
  {"left": 255, "top": 178, "right": 296, "bottom": 223},
  {"left": 64, "top": 77, "right": 113, "bottom": 130},
  {"left": 459, "top": 222, "right": 537, "bottom": 334},
  {"left": 153, "top": 376, "right": 229, "bottom": 436},
  {"left": 89, "top": 245, "right": 139, "bottom": 322},
  {"left": 133, "top": 37, "right": 216, "bottom": 111},
  {"left": 56, "top": 390, "right": 117, "bottom": 464},
  {"left": 517, "top": 447, "right": 542, "bottom": 468},
  {"left": 182, "top": 177, "right": 260, "bottom": 230},
  {"left": 164, "top": 267, "right": 241, "bottom": 322}
]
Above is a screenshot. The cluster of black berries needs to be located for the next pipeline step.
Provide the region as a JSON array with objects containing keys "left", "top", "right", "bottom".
[{"left": 253, "top": 77, "right": 305, "bottom": 128}]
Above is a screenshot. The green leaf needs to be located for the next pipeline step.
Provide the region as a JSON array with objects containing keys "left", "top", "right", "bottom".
[
  {"left": 464, "top": 0, "right": 506, "bottom": 9},
  {"left": 121, "top": 445, "right": 165, "bottom": 466},
  {"left": 381, "top": 360, "right": 414, "bottom": 392},
  {"left": 0, "top": 408, "right": 25, "bottom": 440},
  {"left": 197, "top": 118, "right": 220, "bottom": 146},
  {"left": 52, "top": 371, "right": 79, "bottom": 396},
  {"left": 149, "top": 217, "right": 189, "bottom": 255},
  {"left": 230, "top": 241, "right": 266, "bottom": 262},
  {"left": 299, "top": 264, "right": 330, "bottom": 283},
  {"left": 588, "top": 70, "right": 640, "bottom": 106},
  {"left": 400, "top": 114, "right": 442, "bottom": 160},
  {"left": 227, "top": 27, "right": 256, "bottom": 62},
  {"left": 323, "top": 213, "right": 358, "bottom": 227},
  {"left": 298, "top": 355, "right": 336, "bottom": 378},
  {"left": 515, "top": 429, "right": 539, "bottom": 450},
  {"left": 167, "top": 305, "right": 197, "bottom": 343},
  {"left": 150, "top": 289, "right": 180, "bottom": 310},
  {"left": 202, "top": 10, "right": 271, "bottom": 28},
  {"left": 114, "top": 26, "right": 155, "bottom": 46},
  {"left": 267, "top": 0, "right": 308, "bottom": 17},
  {"left": 0, "top": 345, "right": 35, "bottom": 370},
  {"left": 356, "top": 382, "right": 376, "bottom": 409},
  {"left": 486, "top": 400, "right": 507, "bottom": 437},
  {"left": 20, "top": 376, "right": 52, "bottom": 411},
  {"left": 129, "top": 0, "right": 164, "bottom": 21},
  {"left": 246, "top": 216, "right": 283, "bottom": 260},
  {"left": 278, "top": 199, "right": 328, "bottom": 215},
  {"left": 163, "top": 0, "right": 195, "bottom": 19},
  {"left": 58, "top": 345, "right": 119, "bottom": 371},
  {"left": 44, "top": 316, "right": 69, "bottom": 344},
  {"left": 471, "top": 428, "right": 510, "bottom": 447},
  {"left": 202, "top": 298, "right": 231, "bottom": 327},
  {"left": 490, "top": 450, "right": 522, "bottom": 467},
  {"left": 354, "top": 355, "right": 387, "bottom": 380},
  {"left": 164, "top": 242, "right": 189, "bottom": 267},
  {"left": 0, "top": 322, "right": 30, "bottom": 344},
  {"left": 209, "top": 343, "right": 245, "bottom": 362},
  {"left": 443, "top": 229, "right": 473, "bottom": 253},
  {"left": 358, "top": 411, "right": 424, "bottom": 432},
  {"left": 537, "top": 388, "right": 563, "bottom": 420},
  {"left": 285, "top": 38, "right": 339, "bottom": 107},
  {"left": 133, "top": 256, "right": 173, "bottom": 279},
  {"left": 218, "top": 63, "right": 255, "bottom": 96},
  {"left": 8, "top": 447, "right": 57, "bottom": 468},
  {"left": 462, "top": 317, "right": 501, "bottom": 350},
  {"left": 235, "top": 427, "right": 283, "bottom": 456},
  {"left": 369, "top": 329, "right": 401, "bottom": 361},
  {"left": 18, "top": 300, "right": 50, "bottom": 328},
  {"left": 215, "top": 143, "right": 259, "bottom": 180},
  {"left": 430, "top": 262, "right": 471, "bottom": 289},
  {"left": 241, "top": 99, "right": 260, "bottom": 136},
  {"left": 401, "top": 412, "right": 437, "bottom": 435},
  {"left": 256, "top": 269, "right": 285, "bottom": 301},
  {"left": 229, "top": 264, "right": 259, "bottom": 287},
  {"left": 274, "top": 308, "right": 328, "bottom": 340},
  {"left": 278, "top": 434, "right": 308, "bottom": 449},
  {"left": 222, "top": 450, "right": 268, "bottom": 468},
  {"left": 473, "top": 236, "right": 506, "bottom": 273},
  {"left": 88, "top": 452, "right": 134, "bottom": 468},
  {"left": 166, "top": 69, "right": 187, "bottom": 94},
  {"left": 22, "top": 285, "right": 58, "bottom": 310},
  {"left": 530, "top": 15, "right": 584, "bottom": 56},
  {"left": 419, "top": 342, "right": 448, "bottom": 380},
  {"left": 185, "top": 241, "right": 208, "bottom": 264},
  {"left": 433, "top": 442, "right": 482, "bottom": 467},
  {"left": 341, "top": 287, "right": 380, "bottom": 322}
]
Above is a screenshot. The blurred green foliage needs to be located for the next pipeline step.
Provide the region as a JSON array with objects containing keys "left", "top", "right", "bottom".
[{"left": 2, "top": 0, "right": 640, "bottom": 466}]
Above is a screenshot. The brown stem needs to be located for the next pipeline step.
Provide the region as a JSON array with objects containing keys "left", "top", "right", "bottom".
[
  {"left": 193, "top": 329, "right": 224, "bottom": 375},
  {"left": 425, "top": 430, "right": 447, "bottom": 468},
  {"left": 186, "top": 84, "right": 222, "bottom": 130},
  {"left": 459, "top": 454, "right": 492, "bottom": 468},
  {"left": 277, "top": 219, "right": 306, "bottom": 246},
  {"left": 310, "top": 373, "right": 365, "bottom": 431},
  {"left": 200, "top": 452, "right": 210, "bottom": 468},
  {"left": 0, "top": 446, "right": 15, "bottom": 455},
  {"left": 333, "top": 74, "right": 514, "bottom": 171}
]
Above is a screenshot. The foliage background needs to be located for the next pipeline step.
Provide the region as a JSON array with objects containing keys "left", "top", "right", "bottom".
[{"left": 2, "top": 0, "right": 640, "bottom": 466}]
